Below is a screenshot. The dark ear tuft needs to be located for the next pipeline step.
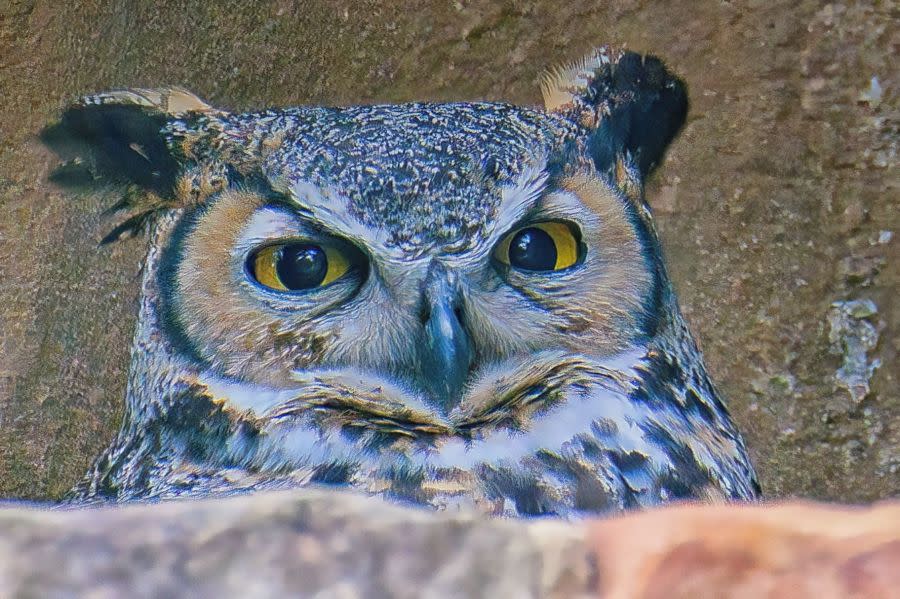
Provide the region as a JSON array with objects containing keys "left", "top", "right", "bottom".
[
  {"left": 608, "top": 52, "right": 688, "bottom": 177},
  {"left": 41, "top": 87, "right": 216, "bottom": 244},
  {"left": 97, "top": 209, "right": 159, "bottom": 246},
  {"left": 543, "top": 48, "right": 688, "bottom": 179},
  {"left": 41, "top": 102, "right": 179, "bottom": 195}
]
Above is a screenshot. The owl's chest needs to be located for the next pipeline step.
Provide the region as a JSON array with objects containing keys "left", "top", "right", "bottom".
[
  {"left": 110, "top": 342, "right": 752, "bottom": 513},
  {"left": 183, "top": 379, "right": 691, "bottom": 517}
]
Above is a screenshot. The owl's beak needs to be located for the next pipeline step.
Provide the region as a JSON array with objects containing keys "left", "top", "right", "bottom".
[{"left": 419, "top": 263, "right": 473, "bottom": 412}]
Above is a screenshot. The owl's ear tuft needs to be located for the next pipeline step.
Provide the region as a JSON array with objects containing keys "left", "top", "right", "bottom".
[
  {"left": 543, "top": 48, "right": 688, "bottom": 179},
  {"left": 41, "top": 87, "right": 214, "bottom": 195},
  {"left": 42, "top": 88, "right": 221, "bottom": 244},
  {"left": 97, "top": 209, "right": 159, "bottom": 245}
]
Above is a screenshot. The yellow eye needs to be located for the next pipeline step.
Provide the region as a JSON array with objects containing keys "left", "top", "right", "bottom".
[
  {"left": 493, "top": 222, "right": 580, "bottom": 271},
  {"left": 249, "top": 242, "right": 351, "bottom": 291}
]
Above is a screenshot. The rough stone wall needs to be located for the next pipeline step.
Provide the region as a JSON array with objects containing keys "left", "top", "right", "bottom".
[
  {"left": 0, "top": 1, "right": 896, "bottom": 501},
  {"left": 0, "top": 490, "right": 898, "bottom": 598}
]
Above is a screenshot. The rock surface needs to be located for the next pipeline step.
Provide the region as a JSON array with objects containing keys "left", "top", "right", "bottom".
[
  {"left": 1, "top": 489, "right": 593, "bottom": 598},
  {"left": 0, "top": 490, "right": 898, "bottom": 598},
  {"left": 0, "top": 1, "right": 897, "bottom": 502},
  {"left": 590, "top": 500, "right": 900, "bottom": 598}
]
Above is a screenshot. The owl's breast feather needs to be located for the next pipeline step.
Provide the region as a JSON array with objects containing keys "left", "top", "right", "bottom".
[{"left": 191, "top": 346, "right": 755, "bottom": 516}]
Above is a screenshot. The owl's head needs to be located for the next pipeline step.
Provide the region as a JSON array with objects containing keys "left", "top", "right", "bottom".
[
  {"left": 48, "top": 47, "right": 760, "bottom": 509},
  {"left": 47, "top": 48, "right": 688, "bottom": 418}
]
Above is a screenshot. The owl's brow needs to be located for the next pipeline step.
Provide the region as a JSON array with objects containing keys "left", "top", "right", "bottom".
[
  {"left": 277, "top": 165, "right": 552, "bottom": 257},
  {"left": 281, "top": 179, "right": 393, "bottom": 253},
  {"left": 485, "top": 160, "right": 551, "bottom": 242}
]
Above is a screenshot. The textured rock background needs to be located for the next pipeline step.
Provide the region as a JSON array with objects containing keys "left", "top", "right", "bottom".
[
  {"left": 0, "top": 1, "right": 897, "bottom": 501},
  {"left": 0, "top": 490, "right": 898, "bottom": 598}
]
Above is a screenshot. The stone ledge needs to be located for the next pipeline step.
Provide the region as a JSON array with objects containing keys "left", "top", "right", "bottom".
[
  {"left": 0, "top": 490, "right": 897, "bottom": 598},
  {"left": 588, "top": 501, "right": 900, "bottom": 598}
]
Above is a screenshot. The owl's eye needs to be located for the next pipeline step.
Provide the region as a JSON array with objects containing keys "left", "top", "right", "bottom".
[
  {"left": 493, "top": 222, "right": 581, "bottom": 271},
  {"left": 248, "top": 242, "right": 351, "bottom": 291}
]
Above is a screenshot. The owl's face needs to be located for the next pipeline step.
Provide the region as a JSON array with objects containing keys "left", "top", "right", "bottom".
[
  {"left": 169, "top": 104, "right": 654, "bottom": 417},
  {"left": 51, "top": 48, "right": 759, "bottom": 512}
]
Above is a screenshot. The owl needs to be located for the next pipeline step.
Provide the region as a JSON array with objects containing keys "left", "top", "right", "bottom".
[{"left": 45, "top": 47, "right": 760, "bottom": 516}]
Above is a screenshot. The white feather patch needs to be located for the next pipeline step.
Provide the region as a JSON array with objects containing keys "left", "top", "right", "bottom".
[
  {"left": 540, "top": 46, "right": 620, "bottom": 112},
  {"left": 80, "top": 86, "right": 215, "bottom": 116}
]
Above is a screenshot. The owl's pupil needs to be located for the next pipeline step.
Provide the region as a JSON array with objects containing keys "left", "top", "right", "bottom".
[
  {"left": 509, "top": 227, "right": 557, "bottom": 271},
  {"left": 276, "top": 243, "right": 328, "bottom": 289}
]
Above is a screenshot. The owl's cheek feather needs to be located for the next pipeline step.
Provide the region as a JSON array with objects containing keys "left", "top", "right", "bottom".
[
  {"left": 170, "top": 176, "right": 653, "bottom": 394},
  {"left": 198, "top": 346, "right": 745, "bottom": 514}
]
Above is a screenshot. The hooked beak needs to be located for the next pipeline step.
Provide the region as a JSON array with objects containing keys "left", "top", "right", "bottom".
[{"left": 419, "top": 263, "right": 473, "bottom": 413}]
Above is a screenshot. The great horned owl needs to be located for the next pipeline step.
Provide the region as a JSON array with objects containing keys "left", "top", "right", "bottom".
[{"left": 46, "top": 47, "right": 760, "bottom": 516}]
